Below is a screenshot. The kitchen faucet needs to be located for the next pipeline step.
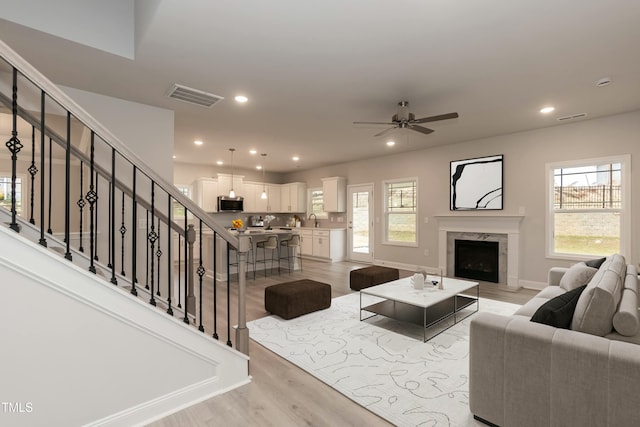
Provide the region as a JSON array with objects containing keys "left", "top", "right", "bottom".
[{"left": 308, "top": 213, "right": 318, "bottom": 228}]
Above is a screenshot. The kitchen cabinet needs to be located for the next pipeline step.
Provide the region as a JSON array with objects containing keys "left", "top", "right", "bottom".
[
  {"left": 322, "top": 176, "right": 346, "bottom": 212},
  {"left": 299, "top": 228, "right": 346, "bottom": 262},
  {"left": 242, "top": 182, "right": 257, "bottom": 212},
  {"left": 281, "top": 182, "right": 307, "bottom": 212},
  {"left": 253, "top": 183, "right": 281, "bottom": 213},
  {"left": 217, "top": 174, "right": 244, "bottom": 198},
  {"left": 300, "top": 229, "right": 313, "bottom": 256},
  {"left": 312, "top": 230, "right": 330, "bottom": 258},
  {"left": 193, "top": 178, "right": 218, "bottom": 212}
]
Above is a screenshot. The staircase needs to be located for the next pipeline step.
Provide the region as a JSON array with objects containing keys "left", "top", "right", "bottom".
[{"left": 0, "top": 39, "right": 253, "bottom": 426}]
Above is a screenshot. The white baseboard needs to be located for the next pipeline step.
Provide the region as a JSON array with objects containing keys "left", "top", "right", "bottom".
[
  {"left": 519, "top": 279, "right": 547, "bottom": 291},
  {"left": 85, "top": 376, "right": 252, "bottom": 427}
]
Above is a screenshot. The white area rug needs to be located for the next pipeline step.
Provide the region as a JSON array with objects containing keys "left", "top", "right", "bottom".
[{"left": 248, "top": 293, "right": 520, "bottom": 427}]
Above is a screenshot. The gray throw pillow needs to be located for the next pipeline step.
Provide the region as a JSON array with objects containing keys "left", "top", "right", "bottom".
[{"left": 559, "top": 262, "right": 598, "bottom": 291}]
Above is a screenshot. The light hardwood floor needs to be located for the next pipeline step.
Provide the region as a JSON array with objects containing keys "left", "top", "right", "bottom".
[{"left": 148, "top": 259, "right": 536, "bottom": 427}]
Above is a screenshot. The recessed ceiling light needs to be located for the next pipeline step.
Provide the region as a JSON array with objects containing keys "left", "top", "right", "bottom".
[
  {"left": 292, "top": 156, "right": 300, "bottom": 161},
  {"left": 386, "top": 140, "right": 396, "bottom": 146},
  {"left": 235, "top": 95, "right": 248, "bottom": 103},
  {"left": 194, "top": 140, "right": 203, "bottom": 146},
  {"left": 256, "top": 165, "right": 262, "bottom": 170},
  {"left": 540, "top": 106, "right": 555, "bottom": 114},
  {"left": 172, "top": 155, "right": 176, "bottom": 159},
  {"left": 249, "top": 149, "right": 257, "bottom": 155},
  {"left": 216, "top": 160, "right": 224, "bottom": 165}
]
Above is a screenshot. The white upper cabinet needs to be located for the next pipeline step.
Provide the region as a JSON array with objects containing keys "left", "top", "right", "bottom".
[
  {"left": 217, "top": 173, "right": 244, "bottom": 198},
  {"left": 281, "top": 182, "right": 307, "bottom": 212},
  {"left": 322, "top": 177, "right": 347, "bottom": 212},
  {"left": 242, "top": 182, "right": 257, "bottom": 212},
  {"left": 193, "top": 178, "right": 218, "bottom": 212}
]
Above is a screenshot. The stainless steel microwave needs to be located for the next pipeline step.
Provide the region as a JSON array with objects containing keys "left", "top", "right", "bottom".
[{"left": 217, "top": 196, "right": 244, "bottom": 212}]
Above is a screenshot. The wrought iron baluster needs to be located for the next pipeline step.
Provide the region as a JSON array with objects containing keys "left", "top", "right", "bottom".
[
  {"left": 166, "top": 195, "right": 173, "bottom": 316},
  {"left": 6, "top": 68, "right": 22, "bottom": 233},
  {"left": 28, "top": 126, "right": 37, "bottom": 225},
  {"left": 64, "top": 112, "right": 72, "bottom": 260},
  {"left": 94, "top": 173, "right": 99, "bottom": 261},
  {"left": 131, "top": 166, "right": 138, "bottom": 296},
  {"left": 110, "top": 148, "right": 117, "bottom": 285},
  {"left": 226, "top": 242, "right": 232, "bottom": 347},
  {"left": 120, "top": 190, "right": 126, "bottom": 276},
  {"left": 156, "top": 216, "right": 162, "bottom": 296},
  {"left": 47, "top": 137, "right": 52, "bottom": 235},
  {"left": 212, "top": 231, "right": 218, "bottom": 340},
  {"left": 77, "top": 162, "right": 85, "bottom": 253},
  {"left": 87, "top": 133, "right": 97, "bottom": 274},
  {"left": 145, "top": 209, "right": 149, "bottom": 290},
  {"left": 183, "top": 214, "right": 188, "bottom": 324},
  {"left": 38, "top": 92, "right": 46, "bottom": 247},
  {"left": 177, "top": 232, "right": 182, "bottom": 309},
  {"left": 197, "top": 219, "right": 205, "bottom": 332},
  {"left": 107, "top": 181, "right": 112, "bottom": 269},
  {"left": 148, "top": 182, "right": 157, "bottom": 306}
]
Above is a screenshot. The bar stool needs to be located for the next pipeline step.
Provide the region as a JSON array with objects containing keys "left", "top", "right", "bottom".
[
  {"left": 256, "top": 235, "right": 279, "bottom": 276},
  {"left": 280, "top": 234, "right": 302, "bottom": 273}
]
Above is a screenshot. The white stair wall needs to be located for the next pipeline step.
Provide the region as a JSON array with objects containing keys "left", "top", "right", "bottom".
[{"left": 0, "top": 225, "right": 249, "bottom": 427}]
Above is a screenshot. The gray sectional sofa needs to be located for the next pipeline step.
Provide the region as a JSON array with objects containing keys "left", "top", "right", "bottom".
[{"left": 469, "top": 254, "right": 640, "bottom": 427}]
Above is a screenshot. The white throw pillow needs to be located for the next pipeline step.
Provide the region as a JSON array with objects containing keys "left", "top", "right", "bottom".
[{"left": 559, "top": 262, "right": 598, "bottom": 291}]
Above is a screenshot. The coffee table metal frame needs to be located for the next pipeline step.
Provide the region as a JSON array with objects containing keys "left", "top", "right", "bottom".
[{"left": 359, "top": 275, "right": 479, "bottom": 342}]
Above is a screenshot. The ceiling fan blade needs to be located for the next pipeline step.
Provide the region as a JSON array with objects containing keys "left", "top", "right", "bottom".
[
  {"left": 408, "top": 125, "right": 434, "bottom": 135},
  {"left": 353, "top": 121, "right": 396, "bottom": 125},
  {"left": 374, "top": 127, "right": 397, "bottom": 137},
  {"left": 413, "top": 112, "right": 459, "bottom": 124}
]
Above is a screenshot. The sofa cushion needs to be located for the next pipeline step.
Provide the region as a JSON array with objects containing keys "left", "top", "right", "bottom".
[
  {"left": 531, "top": 285, "right": 587, "bottom": 329},
  {"left": 559, "top": 262, "right": 598, "bottom": 291},
  {"left": 571, "top": 254, "right": 626, "bottom": 336},
  {"left": 612, "top": 272, "right": 639, "bottom": 336}
]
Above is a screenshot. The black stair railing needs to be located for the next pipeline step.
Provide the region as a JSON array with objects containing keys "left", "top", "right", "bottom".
[{"left": 0, "top": 40, "right": 251, "bottom": 356}]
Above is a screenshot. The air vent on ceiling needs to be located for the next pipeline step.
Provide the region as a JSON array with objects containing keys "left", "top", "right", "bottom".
[
  {"left": 557, "top": 113, "right": 587, "bottom": 122},
  {"left": 167, "top": 84, "right": 224, "bottom": 107}
]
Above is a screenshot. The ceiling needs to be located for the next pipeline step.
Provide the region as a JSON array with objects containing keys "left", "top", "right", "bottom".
[{"left": 1, "top": 1, "right": 639, "bottom": 173}]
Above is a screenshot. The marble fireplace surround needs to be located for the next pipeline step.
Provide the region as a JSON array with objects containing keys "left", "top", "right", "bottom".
[{"left": 435, "top": 215, "right": 523, "bottom": 291}]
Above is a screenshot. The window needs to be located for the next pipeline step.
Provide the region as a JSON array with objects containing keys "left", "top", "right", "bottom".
[
  {"left": 547, "top": 155, "right": 630, "bottom": 259},
  {"left": 307, "top": 188, "right": 328, "bottom": 219},
  {"left": 0, "top": 175, "right": 23, "bottom": 216},
  {"left": 172, "top": 184, "right": 191, "bottom": 219},
  {"left": 383, "top": 179, "right": 417, "bottom": 245}
]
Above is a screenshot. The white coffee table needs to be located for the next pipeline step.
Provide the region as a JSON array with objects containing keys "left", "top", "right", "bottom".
[{"left": 359, "top": 275, "right": 479, "bottom": 342}]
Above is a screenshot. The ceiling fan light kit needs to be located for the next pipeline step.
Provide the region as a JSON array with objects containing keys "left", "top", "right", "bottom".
[{"left": 354, "top": 101, "right": 459, "bottom": 138}]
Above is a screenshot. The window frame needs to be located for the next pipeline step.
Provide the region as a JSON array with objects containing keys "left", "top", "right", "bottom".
[
  {"left": 545, "top": 154, "right": 631, "bottom": 260},
  {"left": 307, "top": 187, "right": 328, "bottom": 219},
  {"left": 0, "top": 172, "right": 27, "bottom": 218},
  {"left": 382, "top": 177, "right": 418, "bottom": 247},
  {"left": 172, "top": 184, "right": 192, "bottom": 220}
]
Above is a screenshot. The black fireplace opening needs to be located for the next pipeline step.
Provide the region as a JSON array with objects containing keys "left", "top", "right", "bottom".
[{"left": 454, "top": 239, "right": 499, "bottom": 283}]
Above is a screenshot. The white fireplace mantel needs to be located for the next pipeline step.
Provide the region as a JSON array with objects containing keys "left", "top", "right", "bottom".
[{"left": 435, "top": 215, "right": 524, "bottom": 291}]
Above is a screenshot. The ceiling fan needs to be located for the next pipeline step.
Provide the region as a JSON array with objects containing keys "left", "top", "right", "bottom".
[{"left": 353, "top": 101, "right": 459, "bottom": 137}]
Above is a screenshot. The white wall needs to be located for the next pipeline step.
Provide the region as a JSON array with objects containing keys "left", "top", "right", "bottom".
[
  {"left": 0, "top": 0, "right": 135, "bottom": 59},
  {"left": 283, "top": 110, "right": 640, "bottom": 285}
]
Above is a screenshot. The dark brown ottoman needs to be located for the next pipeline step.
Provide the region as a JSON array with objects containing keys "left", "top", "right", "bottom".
[
  {"left": 265, "top": 280, "right": 331, "bottom": 320},
  {"left": 350, "top": 265, "right": 400, "bottom": 290}
]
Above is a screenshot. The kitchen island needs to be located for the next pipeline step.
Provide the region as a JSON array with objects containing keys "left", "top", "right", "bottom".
[{"left": 201, "top": 228, "right": 298, "bottom": 281}]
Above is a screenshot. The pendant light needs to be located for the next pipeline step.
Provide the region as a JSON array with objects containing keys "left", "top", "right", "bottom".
[
  {"left": 228, "top": 148, "right": 236, "bottom": 198},
  {"left": 260, "top": 153, "right": 268, "bottom": 199}
]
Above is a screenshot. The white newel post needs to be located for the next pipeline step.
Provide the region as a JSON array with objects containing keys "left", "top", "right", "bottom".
[{"left": 235, "top": 234, "right": 251, "bottom": 356}]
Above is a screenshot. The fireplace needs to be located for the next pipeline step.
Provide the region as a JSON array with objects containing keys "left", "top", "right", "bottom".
[{"left": 454, "top": 239, "right": 499, "bottom": 283}]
